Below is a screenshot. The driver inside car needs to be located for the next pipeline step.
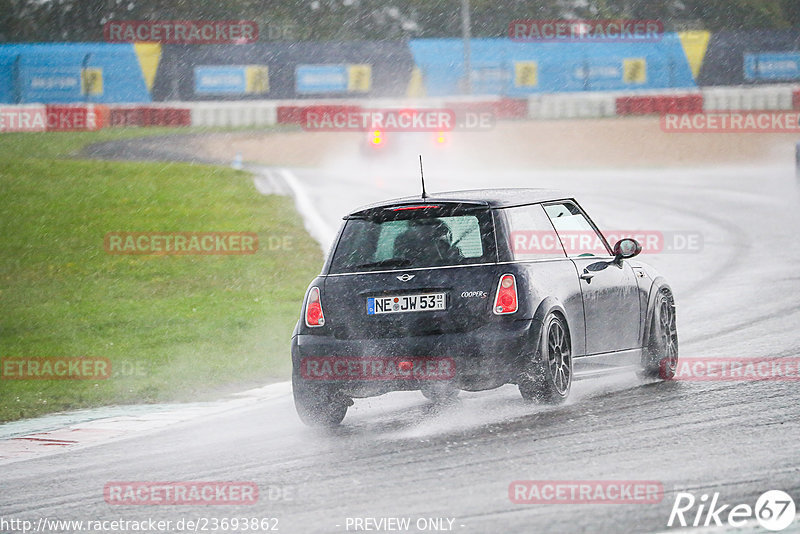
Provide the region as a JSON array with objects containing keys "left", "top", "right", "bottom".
[{"left": 393, "top": 219, "right": 463, "bottom": 266}]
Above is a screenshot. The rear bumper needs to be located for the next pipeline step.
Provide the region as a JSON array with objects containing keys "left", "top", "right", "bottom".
[{"left": 292, "top": 319, "right": 537, "bottom": 396}]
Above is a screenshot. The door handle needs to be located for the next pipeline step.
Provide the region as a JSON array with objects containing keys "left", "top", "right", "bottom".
[{"left": 580, "top": 270, "right": 594, "bottom": 282}]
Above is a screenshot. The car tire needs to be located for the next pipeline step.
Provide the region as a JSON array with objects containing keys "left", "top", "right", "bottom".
[
  {"left": 420, "top": 383, "right": 460, "bottom": 404},
  {"left": 292, "top": 369, "right": 350, "bottom": 427},
  {"left": 518, "top": 313, "right": 572, "bottom": 403},
  {"left": 641, "top": 288, "right": 679, "bottom": 379}
]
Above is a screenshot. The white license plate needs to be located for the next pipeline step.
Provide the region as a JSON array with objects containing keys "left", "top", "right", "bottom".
[{"left": 367, "top": 293, "right": 446, "bottom": 315}]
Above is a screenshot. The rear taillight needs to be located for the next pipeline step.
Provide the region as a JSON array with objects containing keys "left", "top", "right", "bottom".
[
  {"left": 305, "top": 286, "right": 325, "bottom": 327},
  {"left": 493, "top": 274, "right": 518, "bottom": 315}
]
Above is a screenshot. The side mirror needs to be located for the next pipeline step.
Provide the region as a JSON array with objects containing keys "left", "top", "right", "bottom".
[{"left": 613, "top": 238, "right": 642, "bottom": 263}]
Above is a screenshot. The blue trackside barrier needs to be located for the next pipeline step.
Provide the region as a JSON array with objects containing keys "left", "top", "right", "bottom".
[
  {"left": 0, "top": 43, "right": 150, "bottom": 104},
  {"left": 2, "top": 32, "right": 799, "bottom": 104},
  {"left": 408, "top": 36, "right": 697, "bottom": 96}
]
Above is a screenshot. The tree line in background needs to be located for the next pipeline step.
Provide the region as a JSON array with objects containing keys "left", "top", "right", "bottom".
[{"left": 1, "top": 0, "right": 799, "bottom": 42}]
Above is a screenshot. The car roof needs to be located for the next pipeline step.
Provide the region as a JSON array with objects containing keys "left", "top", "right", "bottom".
[{"left": 348, "top": 188, "right": 573, "bottom": 215}]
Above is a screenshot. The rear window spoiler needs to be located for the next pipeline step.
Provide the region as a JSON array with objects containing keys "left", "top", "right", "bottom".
[{"left": 346, "top": 201, "right": 490, "bottom": 220}]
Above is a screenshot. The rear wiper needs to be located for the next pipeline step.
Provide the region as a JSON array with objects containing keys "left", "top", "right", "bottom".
[
  {"left": 354, "top": 258, "right": 412, "bottom": 269},
  {"left": 452, "top": 225, "right": 477, "bottom": 248}
]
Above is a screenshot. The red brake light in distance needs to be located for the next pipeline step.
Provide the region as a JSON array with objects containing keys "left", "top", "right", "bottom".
[
  {"left": 493, "top": 274, "right": 518, "bottom": 315},
  {"left": 305, "top": 286, "right": 325, "bottom": 327}
]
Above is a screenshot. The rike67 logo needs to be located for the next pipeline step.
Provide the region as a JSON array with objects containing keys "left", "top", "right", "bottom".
[{"left": 668, "top": 490, "right": 796, "bottom": 531}]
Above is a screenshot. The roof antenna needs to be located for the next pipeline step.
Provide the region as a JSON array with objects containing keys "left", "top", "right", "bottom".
[{"left": 419, "top": 154, "right": 427, "bottom": 199}]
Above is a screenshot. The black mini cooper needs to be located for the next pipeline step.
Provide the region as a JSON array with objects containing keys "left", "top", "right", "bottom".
[{"left": 291, "top": 189, "right": 678, "bottom": 426}]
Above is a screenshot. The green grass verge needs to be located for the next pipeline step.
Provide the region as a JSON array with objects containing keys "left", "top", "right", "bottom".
[{"left": 0, "top": 129, "right": 323, "bottom": 422}]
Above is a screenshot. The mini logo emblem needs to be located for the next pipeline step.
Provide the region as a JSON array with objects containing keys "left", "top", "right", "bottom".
[{"left": 397, "top": 274, "right": 415, "bottom": 282}]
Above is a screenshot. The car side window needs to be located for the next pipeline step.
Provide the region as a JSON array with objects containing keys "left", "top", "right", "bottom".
[
  {"left": 543, "top": 202, "right": 611, "bottom": 257},
  {"left": 504, "top": 205, "right": 566, "bottom": 260}
]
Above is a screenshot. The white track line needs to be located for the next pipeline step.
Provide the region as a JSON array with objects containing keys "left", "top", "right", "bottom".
[
  {"left": 0, "top": 382, "right": 292, "bottom": 465},
  {"left": 276, "top": 167, "right": 336, "bottom": 252}
]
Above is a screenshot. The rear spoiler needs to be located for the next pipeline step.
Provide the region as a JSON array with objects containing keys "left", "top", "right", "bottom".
[{"left": 346, "top": 201, "right": 490, "bottom": 220}]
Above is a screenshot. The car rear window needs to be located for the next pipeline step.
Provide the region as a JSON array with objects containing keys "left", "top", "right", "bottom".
[{"left": 329, "top": 211, "right": 496, "bottom": 273}]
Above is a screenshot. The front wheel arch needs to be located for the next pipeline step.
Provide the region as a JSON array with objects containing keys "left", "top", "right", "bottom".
[
  {"left": 641, "top": 285, "right": 678, "bottom": 379},
  {"left": 641, "top": 277, "right": 672, "bottom": 348}
]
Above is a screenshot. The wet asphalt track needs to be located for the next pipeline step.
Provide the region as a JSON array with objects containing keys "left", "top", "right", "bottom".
[{"left": 2, "top": 136, "right": 800, "bottom": 534}]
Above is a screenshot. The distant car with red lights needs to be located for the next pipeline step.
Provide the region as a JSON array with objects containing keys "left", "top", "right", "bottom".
[
  {"left": 291, "top": 189, "right": 678, "bottom": 426},
  {"left": 361, "top": 129, "right": 450, "bottom": 155},
  {"left": 358, "top": 107, "right": 493, "bottom": 155}
]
